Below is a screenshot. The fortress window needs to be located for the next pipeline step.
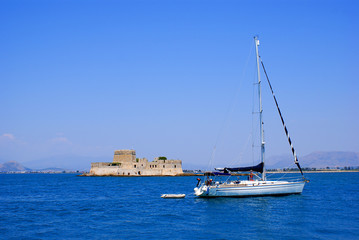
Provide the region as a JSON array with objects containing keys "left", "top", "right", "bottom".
[
  {"left": 174, "top": 165, "right": 176, "bottom": 168},
  {"left": 134, "top": 165, "right": 136, "bottom": 168},
  {"left": 163, "top": 165, "right": 165, "bottom": 168}
]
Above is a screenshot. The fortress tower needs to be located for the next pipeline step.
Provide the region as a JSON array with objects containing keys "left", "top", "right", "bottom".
[{"left": 113, "top": 150, "right": 136, "bottom": 163}]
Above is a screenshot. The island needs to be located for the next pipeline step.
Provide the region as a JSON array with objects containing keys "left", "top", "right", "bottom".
[{"left": 84, "top": 149, "right": 183, "bottom": 176}]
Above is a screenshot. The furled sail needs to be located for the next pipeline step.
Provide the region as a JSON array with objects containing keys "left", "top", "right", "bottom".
[
  {"left": 223, "top": 162, "right": 264, "bottom": 173},
  {"left": 204, "top": 172, "right": 231, "bottom": 176}
]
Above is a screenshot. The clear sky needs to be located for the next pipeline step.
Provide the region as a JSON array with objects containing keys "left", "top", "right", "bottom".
[{"left": 1, "top": 0, "right": 358, "bottom": 170}]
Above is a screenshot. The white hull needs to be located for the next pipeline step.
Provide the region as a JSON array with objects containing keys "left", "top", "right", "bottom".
[{"left": 194, "top": 180, "right": 305, "bottom": 198}]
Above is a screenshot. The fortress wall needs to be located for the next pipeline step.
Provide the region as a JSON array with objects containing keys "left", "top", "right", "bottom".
[
  {"left": 89, "top": 164, "right": 183, "bottom": 176},
  {"left": 89, "top": 164, "right": 121, "bottom": 175},
  {"left": 89, "top": 166, "right": 181, "bottom": 176},
  {"left": 133, "top": 158, "right": 148, "bottom": 168},
  {"left": 161, "top": 168, "right": 183, "bottom": 175},
  {"left": 119, "top": 161, "right": 133, "bottom": 169},
  {"left": 91, "top": 162, "right": 116, "bottom": 168}
]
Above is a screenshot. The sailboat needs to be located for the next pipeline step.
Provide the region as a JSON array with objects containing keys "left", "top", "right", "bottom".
[{"left": 194, "top": 37, "right": 308, "bottom": 197}]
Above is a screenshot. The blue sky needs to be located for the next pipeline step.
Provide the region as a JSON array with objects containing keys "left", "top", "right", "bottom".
[{"left": 1, "top": 0, "right": 358, "bottom": 170}]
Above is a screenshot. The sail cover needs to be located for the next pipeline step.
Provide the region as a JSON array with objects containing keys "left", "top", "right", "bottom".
[
  {"left": 224, "top": 162, "right": 264, "bottom": 173},
  {"left": 204, "top": 172, "right": 231, "bottom": 176}
]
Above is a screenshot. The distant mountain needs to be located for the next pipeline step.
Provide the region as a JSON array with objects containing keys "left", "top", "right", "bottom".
[
  {"left": 22, "top": 155, "right": 108, "bottom": 171},
  {"left": 0, "top": 161, "right": 32, "bottom": 172},
  {"left": 2, "top": 151, "right": 358, "bottom": 172},
  {"left": 267, "top": 151, "right": 359, "bottom": 169}
]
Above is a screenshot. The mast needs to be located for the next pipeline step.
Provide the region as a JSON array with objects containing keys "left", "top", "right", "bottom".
[{"left": 254, "top": 36, "right": 266, "bottom": 181}]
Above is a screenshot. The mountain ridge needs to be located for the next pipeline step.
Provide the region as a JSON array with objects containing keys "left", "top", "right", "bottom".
[
  {"left": 267, "top": 151, "right": 359, "bottom": 169},
  {"left": 0, "top": 161, "right": 32, "bottom": 172},
  {"left": 1, "top": 151, "right": 358, "bottom": 172}
]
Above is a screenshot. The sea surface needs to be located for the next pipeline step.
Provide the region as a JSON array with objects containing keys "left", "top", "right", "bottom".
[{"left": 0, "top": 173, "right": 358, "bottom": 240}]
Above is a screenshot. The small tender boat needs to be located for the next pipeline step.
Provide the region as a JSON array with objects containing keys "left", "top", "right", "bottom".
[{"left": 161, "top": 194, "right": 186, "bottom": 198}]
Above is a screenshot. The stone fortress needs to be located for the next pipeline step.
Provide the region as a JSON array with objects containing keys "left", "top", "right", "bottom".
[{"left": 89, "top": 150, "right": 183, "bottom": 176}]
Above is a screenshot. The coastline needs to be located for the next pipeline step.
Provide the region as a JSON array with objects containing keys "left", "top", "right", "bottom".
[
  {"left": 1, "top": 170, "right": 358, "bottom": 175},
  {"left": 78, "top": 169, "right": 359, "bottom": 177}
]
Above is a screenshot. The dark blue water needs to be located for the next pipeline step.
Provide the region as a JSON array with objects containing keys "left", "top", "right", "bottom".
[{"left": 1, "top": 173, "right": 358, "bottom": 239}]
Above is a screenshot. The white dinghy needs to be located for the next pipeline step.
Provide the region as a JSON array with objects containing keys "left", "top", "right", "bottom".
[{"left": 161, "top": 194, "right": 186, "bottom": 199}]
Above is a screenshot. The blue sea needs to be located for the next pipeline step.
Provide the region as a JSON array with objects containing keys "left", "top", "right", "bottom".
[{"left": 1, "top": 173, "right": 358, "bottom": 240}]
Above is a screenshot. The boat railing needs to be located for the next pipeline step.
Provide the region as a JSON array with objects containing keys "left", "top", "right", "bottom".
[{"left": 266, "top": 174, "right": 304, "bottom": 182}]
